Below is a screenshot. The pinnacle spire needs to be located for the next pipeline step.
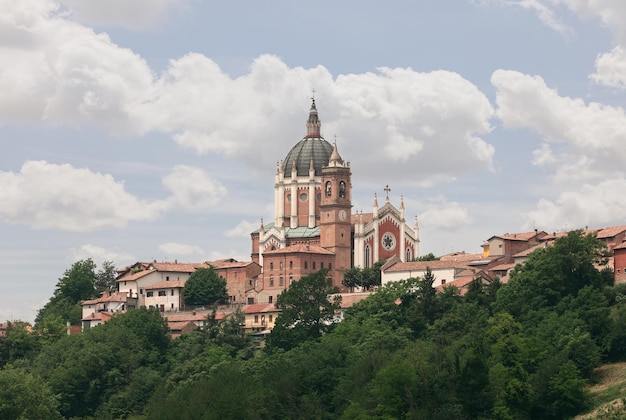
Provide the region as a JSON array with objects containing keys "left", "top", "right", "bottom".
[{"left": 306, "top": 98, "right": 321, "bottom": 137}]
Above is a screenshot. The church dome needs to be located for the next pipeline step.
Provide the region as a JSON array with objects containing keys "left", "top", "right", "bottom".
[{"left": 282, "top": 99, "right": 333, "bottom": 177}]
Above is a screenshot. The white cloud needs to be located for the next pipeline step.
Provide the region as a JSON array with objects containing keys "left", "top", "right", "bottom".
[
  {"left": 225, "top": 220, "right": 258, "bottom": 238},
  {"left": 0, "top": 0, "right": 497, "bottom": 188},
  {"left": 419, "top": 198, "right": 473, "bottom": 230},
  {"left": 0, "top": 161, "right": 163, "bottom": 231},
  {"left": 591, "top": 46, "right": 626, "bottom": 89},
  {"left": 60, "top": 0, "right": 188, "bottom": 30},
  {"left": 158, "top": 242, "right": 204, "bottom": 257},
  {"left": 0, "top": 0, "right": 154, "bottom": 130},
  {"left": 523, "top": 178, "right": 626, "bottom": 231},
  {"left": 68, "top": 244, "right": 135, "bottom": 266},
  {"left": 162, "top": 165, "right": 227, "bottom": 212},
  {"left": 492, "top": 69, "right": 626, "bottom": 180}
]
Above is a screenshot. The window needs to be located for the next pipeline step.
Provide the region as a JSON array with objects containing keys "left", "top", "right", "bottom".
[
  {"left": 321, "top": 262, "right": 324, "bottom": 269},
  {"left": 313, "top": 262, "right": 316, "bottom": 270},
  {"left": 406, "top": 248, "right": 412, "bottom": 261},
  {"left": 441, "top": 279, "right": 446, "bottom": 285},
  {"left": 289, "top": 261, "right": 293, "bottom": 269},
  {"left": 146, "top": 291, "right": 154, "bottom": 297},
  {"left": 171, "top": 303, "right": 174, "bottom": 309},
  {"left": 270, "top": 262, "right": 274, "bottom": 271},
  {"left": 300, "top": 193, "right": 307, "bottom": 201},
  {"left": 339, "top": 181, "right": 346, "bottom": 198},
  {"left": 269, "top": 315, "right": 273, "bottom": 322},
  {"left": 171, "top": 289, "right": 174, "bottom": 296},
  {"left": 140, "top": 288, "right": 143, "bottom": 295},
  {"left": 254, "top": 315, "right": 259, "bottom": 324},
  {"left": 289, "top": 274, "right": 294, "bottom": 285},
  {"left": 304, "top": 261, "right": 308, "bottom": 269},
  {"left": 269, "top": 296, "right": 273, "bottom": 304},
  {"left": 365, "top": 245, "right": 371, "bottom": 268},
  {"left": 280, "top": 262, "right": 283, "bottom": 269},
  {"left": 269, "top": 276, "right": 274, "bottom": 287},
  {"left": 279, "top": 276, "right": 284, "bottom": 286},
  {"left": 325, "top": 181, "right": 332, "bottom": 196},
  {"left": 329, "top": 263, "right": 332, "bottom": 270},
  {"left": 158, "top": 290, "right": 166, "bottom": 297},
  {"left": 248, "top": 297, "right": 254, "bottom": 304},
  {"left": 166, "top": 276, "right": 170, "bottom": 281}
]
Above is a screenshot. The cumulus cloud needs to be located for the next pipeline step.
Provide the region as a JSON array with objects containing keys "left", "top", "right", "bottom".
[
  {"left": 225, "top": 220, "right": 258, "bottom": 238},
  {"left": 60, "top": 0, "right": 188, "bottom": 30},
  {"left": 523, "top": 178, "right": 626, "bottom": 231},
  {"left": 162, "top": 165, "right": 227, "bottom": 212},
  {"left": 419, "top": 198, "right": 473, "bottom": 230},
  {"left": 0, "top": 1, "right": 496, "bottom": 187},
  {"left": 158, "top": 242, "right": 204, "bottom": 257},
  {"left": 0, "top": 161, "right": 227, "bottom": 231},
  {"left": 0, "top": 161, "right": 163, "bottom": 231},
  {"left": 492, "top": 69, "right": 626, "bottom": 180},
  {"left": 68, "top": 244, "right": 135, "bottom": 266}
]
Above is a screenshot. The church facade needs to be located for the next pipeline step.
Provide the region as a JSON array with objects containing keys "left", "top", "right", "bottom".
[{"left": 250, "top": 100, "right": 419, "bottom": 303}]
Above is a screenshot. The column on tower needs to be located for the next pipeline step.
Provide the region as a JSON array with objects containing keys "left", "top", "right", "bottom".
[
  {"left": 290, "top": 162, "right": 298, "bottom": 228},
  {"left": 275, "top": 162, "right": 284, "bottom": 227},
  {"left": 400, "top": 196, "right": 406, "bottom": 261},
  {"left": 373, "top": 193, "right": 380, "bottom": 263},
  {"left": 308, "top": 159, "right": 316, "bottom": 228}
]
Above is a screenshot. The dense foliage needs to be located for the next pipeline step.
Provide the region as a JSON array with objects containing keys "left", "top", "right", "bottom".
[
  {"left": 183, "top": 267, "right": 228, "bottom": 307},
  {"left": 2, "top": 230, "right": 626, "bottom": 418}
]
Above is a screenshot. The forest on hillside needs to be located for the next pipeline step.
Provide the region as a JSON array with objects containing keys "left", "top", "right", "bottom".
[{"left": 1, "top": 230, "right": 626, "bottom": 419}]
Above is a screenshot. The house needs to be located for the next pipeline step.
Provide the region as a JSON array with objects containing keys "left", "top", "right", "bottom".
[
  {"left": 381, "top": 257, "right": 479, "bottom": 288},
  {"left": 206, "top": 259, "right": 262, "bottom": 305},
  {"left": 484, "top": 230, "right": 547, "bottom": 264},
  {"left": 242, "top": 304, "right": 280, "bottom": 333}
]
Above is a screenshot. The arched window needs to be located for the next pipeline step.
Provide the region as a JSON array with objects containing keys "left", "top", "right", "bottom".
[
  {"left": 325, "top": 181, "right": 332, "bottom": 197},
  {"left": 339, "top": 181, "right": 346, "bottom": 198},
  {"left": 365, "top": 245, "right": 371, "bottom": 268},
  {"left": 269, "top": 276, "right": 274, "bottom": 287},
  {"left": 289, "top": 261, "right": 293, "bottom": 269},
  {"left": 279, "top": 275, "right": 284, "bottom": 286},
  {"left": 304, "top": 261, "right": 308, "bottom": 269},
  {"left": 270, "top": 262, "right": 274, "bottom": 270},
  {"left": 406, "top": 247, "right": 412, "bottom": 261}
]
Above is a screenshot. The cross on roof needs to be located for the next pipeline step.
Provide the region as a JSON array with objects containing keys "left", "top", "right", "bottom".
[{"left": 384, "top": 184, "right": 391, "bottom": 201}]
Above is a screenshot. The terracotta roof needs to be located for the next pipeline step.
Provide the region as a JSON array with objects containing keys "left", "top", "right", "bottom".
[
  {"left": 439, "top": 252, "right": 485, "bottom": 262},
  {"left": 614, "top": 241, "right": 626, "bottom": 250},
  {"left": 264, "top": 244, "right": 334, "bottom": 255},
  {"left": 436, "top": 276, "right": 481, "bottom": 295},
  {"left": 151, "top": 262, "right": 207, "bottom": 272},
  {"left": 243, "top": 304, "right": 278, "bottom": 314},
  {"left": 597, "top": 225, "right": 626, "bottom": 239},
  {"left": 82, "top": 292, "right": 128, "bottom": 306},
  {"left": 488, "top": 231, "right": 545, "bottom": 242},
  {"left": 146, "top": 280, "right": 186, "bottom": 290},
  {"left": 164, "top": 312, "right": 216, "bottom": 322},
  {"left": 207, "top": 259, "right": 257, "bottom": 269},
  {"left": 167, "top": 321, "right": 196, "bottom": 331},
  {"left": 513, "top": 242, "right": 551, "bottom": 258},
  {"left": 384, "top": 260, "right": 471, "bottom": 273},
  {"left": 116, "top": 268, "right": 154, "bottom": 282},
  {"left": 81, "top": 311, "right": 114, "bottom": 322},
  {"left": 490, "top": 263, "right": 517, "bottom": 272},
  {"left": 333, "top": 292, "right": 373, "bottom": 308}
]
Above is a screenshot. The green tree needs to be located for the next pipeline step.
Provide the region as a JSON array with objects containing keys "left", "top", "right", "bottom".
[
  {"left": 267, "top": 269, "right": 341, "bottom": 351},
  {"left": 94, "top": 260, "right": 117, "bottom": 293},
  {"left": 342, "top": 260, "right": 384, "bottom": 291},
  {"left": 183, "top": 267, "right": 228, "bottom": 307},
  {"left": 35, "top": 259, "right": 97, "bottom": 327},
  {"left": 417, "top": 252, "right": 439, "bottom": 261},
  {"left": 0, "top": 365, "right": 62, "bottom": 419}
]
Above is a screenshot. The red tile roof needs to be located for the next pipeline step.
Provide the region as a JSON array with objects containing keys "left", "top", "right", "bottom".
[
  {"left": 146, "top": 280, "right": 186, "bottom": 290},
  {"left": 440, "top": 252, "right": 485, "bottom": 262},
  {"left": 81, "top": 311, "right": 114, "bottom": 322},
  {"left": 384, "top": 260, "right": 471, "bottom": 273},
  {"left": 488, "top": 231, "right": 546, "bottom": 242},
  {"left": 243, "top": 304, "right": 279, "bottom": 314},
  {"left": 333, "top": 292, "right": 373, "bottom": 308},
  {"left": 82, "top": 292, "right": 128, "bottom": 306},
  {"left": 597, "top": 225, "right": 626, "bottom": 239}
]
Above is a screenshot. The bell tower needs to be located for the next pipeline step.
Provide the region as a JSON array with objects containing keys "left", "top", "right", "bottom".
[{"left": 320, "top": 142, "right": 352, "bottom": 290}]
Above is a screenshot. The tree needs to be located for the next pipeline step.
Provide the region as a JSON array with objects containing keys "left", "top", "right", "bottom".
[
  {"left": 342, "top": 260, "right": 384, "bottom": 291},
  {"left": 94, "top": 260, "right": 117, "bottom": 293},
  {"left": 267, "top": 269, "right": 341, "bottom": 351},
  {"left": 0, "top": 365, "right": 62, "bottom": 419},
  {"left": 183, "top": 267, "right": 228, "bottom": 307},
  {"left": 35, "top": 259, "right": 97, "bottom": 326},
  {"left": 416, "top": 252, "right": 439, "bottom": 261}
]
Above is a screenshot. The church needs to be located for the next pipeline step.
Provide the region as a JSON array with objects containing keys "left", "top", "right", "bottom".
[{"left": 249, "top": 99, "right": 419, "bottom": 303}]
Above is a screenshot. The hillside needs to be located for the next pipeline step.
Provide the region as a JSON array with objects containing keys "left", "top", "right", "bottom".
[{"left": 576, "top": 362, "right": 626, "bottom": 419}]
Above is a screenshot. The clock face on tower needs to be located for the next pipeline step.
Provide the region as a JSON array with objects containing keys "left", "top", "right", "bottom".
[
  {"left": 339, "top": 210, "right": 347, "bottom": 221},
  {"left": 381, "top": 232, "right": 396, "bottom": 251}
]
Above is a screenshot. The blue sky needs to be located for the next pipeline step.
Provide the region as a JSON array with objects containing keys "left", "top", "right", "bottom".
[{"left": 2, "top": 0, "right": 626, "bottom": 322}]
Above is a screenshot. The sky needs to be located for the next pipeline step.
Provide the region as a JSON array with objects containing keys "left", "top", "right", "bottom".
[{"left": 2, "top": 0, "right": 626, "bottom": 323}]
